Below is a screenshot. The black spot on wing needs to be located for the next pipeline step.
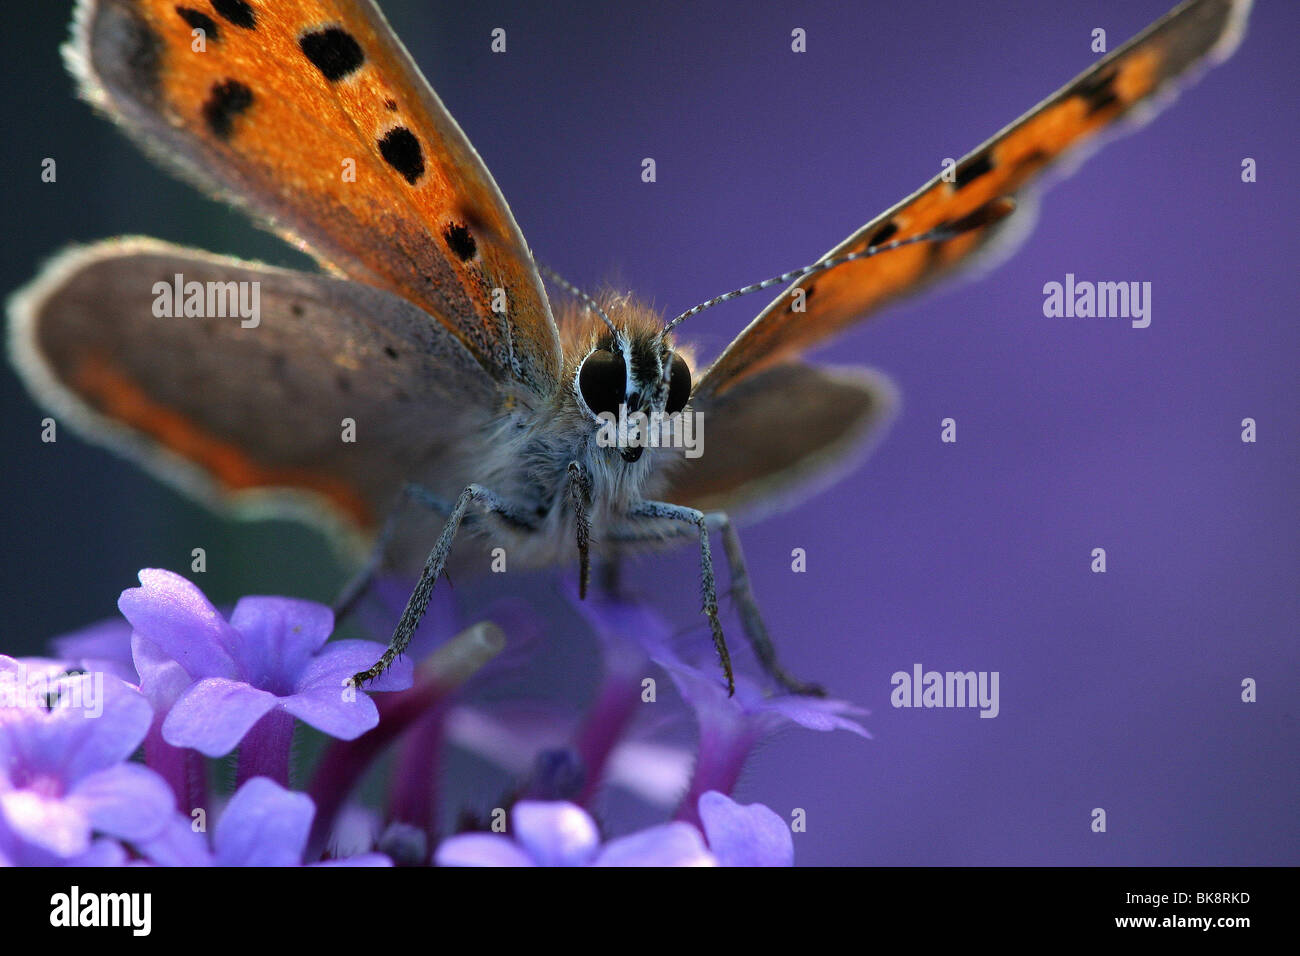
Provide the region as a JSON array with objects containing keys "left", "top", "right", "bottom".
[
  {"left": 211, "top": 0, "right": 256, "bottom": 29},
  {"left": 443, "top": 222, "right": 477, "bottom": 260},
  {"left": 384, "top": 98, "right": 398, "bottom": 111},
  {"left": 383, "top": 345, "right": 399, "bottom": 359},
  {"left": 299, "top": 27, "right": 365, "bottom": 81},
  {"left": 867, "top": 220, "right": 898, "bottom": 248},
  {"left": 1012, "top": 148, "right": 1051, "bottom": 181},
  {"left": 175, "top": 6, "right": 219, "bottom": 41},
  {"left": 203, "top": 78, "right": 253, "bottom": 139},
  {"left": 378, "top": 127, "right": 424, "bottom": 184},
  {"left": 1076, "top": 67, "right": 1120, "bottom": 116},
  {"left": 953, "top": 152, "right": 995, "bottom": 190},
  {"left": 939, "top": 196, "right": 1017, "bottom": 237}
]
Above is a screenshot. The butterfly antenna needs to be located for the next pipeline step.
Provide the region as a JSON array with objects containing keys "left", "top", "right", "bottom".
[
  {"left": 538, "top": 264, "right": 618, "bottom": 336},
  {"left": 661, "top": 196, "right": 1016, "bottom": 336}
]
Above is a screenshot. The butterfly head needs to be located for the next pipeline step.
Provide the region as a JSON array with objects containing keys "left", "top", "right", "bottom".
[{"left": 575, "top": 329, "right": 691, "bottom": 462}]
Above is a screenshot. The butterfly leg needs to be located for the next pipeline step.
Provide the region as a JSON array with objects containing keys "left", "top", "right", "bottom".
[
  {"left": 352, "top": 483, "right": 533, "bottom": 685},
  {"left": 611, "top": 507, "right": 823, "bottom": 696},
  {"left": 333, "top": 482, "right": 454, "bottom": 622},
  {"left": 626, "top": 500, "right": 734, "bottom": 696},
  {"left": 708, "top": 513, "right": 825, "bottom": 697},
  {"left": 568, "top": 462, "right": 593, "bottom": 599}
]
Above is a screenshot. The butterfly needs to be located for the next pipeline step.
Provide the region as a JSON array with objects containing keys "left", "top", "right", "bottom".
[{"left": 8, "top": 0, "right": 1251, "bottom": 696}]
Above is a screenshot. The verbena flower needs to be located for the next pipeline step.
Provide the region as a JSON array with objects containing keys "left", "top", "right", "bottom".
[
  {"left": 0, "top": 658, "right": 173, "bottom": 862},
  {"left": 566, "top": 579, "right": 869, "bottom": 823},
  {"left": 434, "top": 790, "right": 792, "bottom": 866},
  {"left": 118, "top": 569, "right": 412, "bottom": 758},
  {"left": 3, "top": 563, "right": 860, "bottom": 867},
  {"left": 138, "top": 777, "right": 390, "bottom": 867}
]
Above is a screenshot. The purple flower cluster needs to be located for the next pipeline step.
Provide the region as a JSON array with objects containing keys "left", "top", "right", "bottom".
[
  {"left": 2, "top": 567, "right": 868, "bottom": 866},
  {"left": 436, "top": 791, "right": 793, "bottom": 866}
]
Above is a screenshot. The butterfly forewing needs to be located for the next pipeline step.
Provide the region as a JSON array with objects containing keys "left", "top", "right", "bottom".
[
  {"left": 696, "top": 0, "right": 1250, "bottom": 398},
  {"left": 72, "top": 0, "right": 559, "bottom": 394}
]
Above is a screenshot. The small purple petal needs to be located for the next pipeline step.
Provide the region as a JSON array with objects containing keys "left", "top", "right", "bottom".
[
  {"left": 593, "top": 822, "right": 717, "bottom": 867},
  {"left": 698, "top": 791, "right": 794, "bottom": 867},
  {"left": 512, "top": 802, "right": 600, "bottom": 867},
  {"left": 0, "top": 665, "right": 154, "bottom": 782},
  {"left": 135, "top": 814, "right": 213, "bottom": 867},
  {"left": 279, "top": 685, "right": 378, "bottom": 741},
  {"left": 131, "top": 636, "right": 194, "bottom": 712},
  {"left": 751, "top": 693, "right": 871, "bottom": 737},
  {"left": 296, "top": 639, "right": 412, "bottom": 694},
  {"left": 212, "top": 777, "right": 314, "bottom": 867},
  {"left": 61, "top": 674, "right": 156, "bottom": 779},
  {"left": 161, "top": 678, "right": 277, "bottom": 756},
  {"left": 119, "top": 570, "right": 240, "bottom": 681},
  {"left": 65, "top": 763, "right": 175, "bottom": 842},
  {"left": 435, "top": 833, "right": 536, "bottom": 867}
]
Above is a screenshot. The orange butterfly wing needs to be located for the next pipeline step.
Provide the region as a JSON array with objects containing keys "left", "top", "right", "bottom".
[
  {"left": 73, "top": 0, "right": 559, "bottom": 394},
  {"left": 695, "top": 0, "right": 1250, "bottom": 398}
]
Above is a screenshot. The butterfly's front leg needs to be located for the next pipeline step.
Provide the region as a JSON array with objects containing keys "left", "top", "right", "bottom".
[
  {"left": 351, "top": 483, "right": 535, "bottom": 686},
  {"left": 622, "top": 500, "right": 735, "bottom": 697},
  {"left": 568, "top": 463, "right": 593, "bottom": 599},
  {"left": 612, "top": 505, "right": 824, "bottom": 697}
]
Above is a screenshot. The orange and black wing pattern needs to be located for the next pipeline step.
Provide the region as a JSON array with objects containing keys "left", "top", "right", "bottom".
[
  {"left": 71, "top": 0, "right": 560, "bottom": 394},
  {"left": 696, "top": 0, "right": 1250, "bottom": 398}
]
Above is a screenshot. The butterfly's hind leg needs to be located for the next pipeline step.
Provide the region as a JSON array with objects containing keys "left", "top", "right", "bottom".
[
  {"left": 351, "top": 482, "right": 536, "bottom": 686},
  {"left": 332, "top": 482, "right": 454, "bottom": 623}
]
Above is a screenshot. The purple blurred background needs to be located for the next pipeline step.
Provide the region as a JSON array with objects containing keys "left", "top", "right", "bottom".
[{"left": 2, "top": 0, "right": 1295, "bottom": 864}]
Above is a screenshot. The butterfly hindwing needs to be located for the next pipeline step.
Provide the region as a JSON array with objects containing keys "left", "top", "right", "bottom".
[
  {"left": 9, "top": 238, "right": 496, "bottom": 543},
  {"left": 696, "top": 0, "right": 1251, "bottom": 398},
  {"left": 663, "top": 362, "right": 896, "bottom": 518},
  {"left": 71, "top": 0, "right": 560, "bottom": 395}
]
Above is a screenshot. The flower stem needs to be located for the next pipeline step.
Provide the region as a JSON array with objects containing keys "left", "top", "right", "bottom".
[
  {"left": 675, "top": 726, "right": 753, "bottom": 827},
  {"left": 144, "top": 719, "right": 207, "bottom": 814},
  {"left": 573, "top": 675, "right": 641, "bottom": 805},
  {"left": 305, "top": 621, "right": 505, "bottom": 860},
  {"left": 236, "top": 708, "right": 296, "bottom": 788},
  {"left": 388, "top": 705, "right": 447, "bottom": 839},
  {"left": 305, "top": 686, "right": 442, "bottom": 860}
]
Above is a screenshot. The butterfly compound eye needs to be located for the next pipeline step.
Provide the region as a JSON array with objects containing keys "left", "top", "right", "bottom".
[
  {"left": 665, "top": 354, "right": 691, "bottom": 414},
  {"left": 578, "top": 349, "right": 626, "bottom": 417}
]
